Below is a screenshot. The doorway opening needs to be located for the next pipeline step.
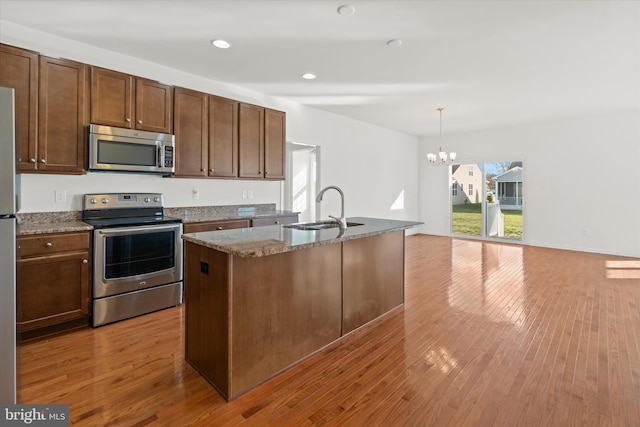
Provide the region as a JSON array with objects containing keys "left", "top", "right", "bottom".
[
  {"left": 283, "top": 142, "right": 320, "bottom": 223},
  {"left": 451, "top": 161, "right": 523, "bottom": 240}
]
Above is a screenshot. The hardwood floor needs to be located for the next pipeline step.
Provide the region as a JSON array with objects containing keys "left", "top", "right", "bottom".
[{"left": 18, "top": 234, "right": 640, "bottom": 426}]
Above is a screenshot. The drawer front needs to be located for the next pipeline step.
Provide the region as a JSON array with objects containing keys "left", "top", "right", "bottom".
[
  {"left": 252, "top": 215, "right": 298, "bottom": 227},
  {"left": 18, "top": 232, "right": 90, "bottom": 257},
  {"left": 183, "top": 219, "right": 250, "bottom": 234}
]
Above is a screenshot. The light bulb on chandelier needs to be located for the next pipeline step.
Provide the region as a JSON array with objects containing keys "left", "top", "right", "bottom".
[{"left": 427, "top": 108, "right": 456, "bottom": 166}]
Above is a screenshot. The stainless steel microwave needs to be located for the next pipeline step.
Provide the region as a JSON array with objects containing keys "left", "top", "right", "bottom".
[{"left": 88, "top": 124, "right": 175, "bottom": 175}]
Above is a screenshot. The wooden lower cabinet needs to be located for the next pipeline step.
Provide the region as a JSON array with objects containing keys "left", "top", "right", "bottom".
[
  {"left": 183, "top": 219, "right": 250, "bottom": 233},
  {"left": 16, "top": 232, "right": 91, "bottom": 341},
  {"left": 250, "top": 214, "right": 298, "bottom": 227},
  {"left": 183, "top": 214, "right": 298, "bottom": 233}
]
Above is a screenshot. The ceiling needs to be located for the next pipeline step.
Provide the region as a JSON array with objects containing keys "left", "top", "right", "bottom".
[{"left": 0, "top": 0, "right": 638, "bottom": 137}]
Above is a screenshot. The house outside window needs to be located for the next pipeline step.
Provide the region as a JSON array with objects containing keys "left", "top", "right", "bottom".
[
  {"left": 452, "top": 182, "right": 458, "bottom": 196},
  {"left": 468, "top": 166, "right": 474, "bottom": 176},
  {"left": 469, "top": 183, "right": 473, "bottom": 195}
]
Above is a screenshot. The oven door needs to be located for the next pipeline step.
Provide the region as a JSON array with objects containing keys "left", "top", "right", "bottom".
[{"left": 93, "top": 223, "right": 183, "bottom": 298}]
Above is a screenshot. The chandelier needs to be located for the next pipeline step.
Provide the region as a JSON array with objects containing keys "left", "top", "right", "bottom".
[{"left": 427, "top": 108, "right": 456, "bottom": 165}]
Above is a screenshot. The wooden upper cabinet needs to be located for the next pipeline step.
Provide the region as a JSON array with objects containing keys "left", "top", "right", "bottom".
[
  {"left": 90, "top": 67, "right": 133, "bottom": 129},
  {"left": 0, "top": 44, "right": 38, "bottom": 172},
  {"left": 238, "top": 103, "right": 264, "bottom": 179},
  {"left": 209, "top": 95, "right": 238, "bottom": 178},
  {"left": 264, "top": 108, "right": 286, "bottom": 180},
  {"left": 174, "top": 87, "right": 208, "bottom": 177},
  {"left": 91, "top": 67, "right": 172, "bottom": 133},
  {"left": 37, "top": 56, "right": 88, "bottom": 174},
  {"left": 136, "top": 77, "right": 173, "bottom": 133},
  {"left": 173, "top": 90, "right": 243, "bottom": 179}
]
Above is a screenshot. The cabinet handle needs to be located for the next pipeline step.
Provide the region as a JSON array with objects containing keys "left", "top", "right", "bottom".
[
  {"left": 45, "top": 242, "right": 52, "bottom": 248},
  {"left": 40, "top": 158, "right": 46, "bottom": 164},
  {"left": 137, "top": 120, "right": 143, "bottom": 124},
  {"left": 30, "top": 158, "right": 36, "bottom": 163},
  {"left": 126, "top": 118, "right": 131, "bottom": 122},
  {"left": 217, "top": 226, "right": 223, "bottom": 230},
  {"left": 82, "top": 259, "right": 88, "bottom": 264},
  {"left": 275, "top": 221, "right": 280, "bottom": 224}
]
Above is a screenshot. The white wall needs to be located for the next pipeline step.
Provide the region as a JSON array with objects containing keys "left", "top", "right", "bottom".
[
  {"left": 419, "top": 108, "right": 640, "bottom": 257},
  {"left": 2, "top": 22, "right": 419, "bottom": 222}
]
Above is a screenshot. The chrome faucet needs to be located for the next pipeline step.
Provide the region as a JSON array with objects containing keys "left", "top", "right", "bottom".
[{"left": 316, "top": 185, "right": 347, "bottom": 229}]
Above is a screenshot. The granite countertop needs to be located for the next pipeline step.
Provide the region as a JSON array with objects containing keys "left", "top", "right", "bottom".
[
  {"left": 17, "top": 212, "right": 93, "bottom": 236},
  {"left": 181, "top": 217, "right": 423, "bottom": 257},
  {"left": 165, "top": 205, "right": 298, "bottom": 224},
  {"left": 16, "top": 204, "right": 299, "bottom": 236}
]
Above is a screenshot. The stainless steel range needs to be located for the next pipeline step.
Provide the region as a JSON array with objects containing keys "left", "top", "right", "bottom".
[{"left": 82, "top": 193, "right": 183, "bottom": 327}]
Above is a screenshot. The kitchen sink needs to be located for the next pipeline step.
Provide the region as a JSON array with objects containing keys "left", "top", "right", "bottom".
[{"left": 283, "top": 221, "right": 364, "bottom": 231}]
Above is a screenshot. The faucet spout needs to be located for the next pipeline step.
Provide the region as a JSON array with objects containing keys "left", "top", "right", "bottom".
[{"left": 316, "top": 185, "right": 347, "bottom": 229}]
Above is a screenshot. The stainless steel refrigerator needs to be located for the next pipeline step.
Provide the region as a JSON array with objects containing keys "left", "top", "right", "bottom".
[{"left": 0, "top": 87, "right": 17, "bottom": 404}]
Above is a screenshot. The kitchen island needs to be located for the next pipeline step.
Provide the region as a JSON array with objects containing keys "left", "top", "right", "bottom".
[{"left": 181, "top": 217, "right": 421, "bottom": 400}]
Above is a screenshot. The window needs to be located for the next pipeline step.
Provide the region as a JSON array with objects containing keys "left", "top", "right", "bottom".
[{"left": 450, "top": 161, "right": 523, "bottom": 240}]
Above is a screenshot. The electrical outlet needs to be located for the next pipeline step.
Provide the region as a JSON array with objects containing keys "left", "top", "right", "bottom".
[
  {"left": 192, "top": 188, "right": 200, "bottom": 200},
  {"left": 248, "top": 190, "right": 254, "bottom": 199},
  {"left": 242, "top": 190, "right": 247, "bottom": 199},
  {"left": 54, "top": 190, "right": 66, "bottom": 203}
]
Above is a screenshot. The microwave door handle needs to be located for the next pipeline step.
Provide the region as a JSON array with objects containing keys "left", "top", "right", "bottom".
[{"left": 157, "top": 146, "right": 162, "bottom": 168}]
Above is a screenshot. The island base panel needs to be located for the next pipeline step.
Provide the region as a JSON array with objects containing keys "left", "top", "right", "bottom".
[
  {"left": 184, "top": 241, "right": 230, "bottom": 399},
  {"left": 342, "top": 231, "right": 405, "bottom": 334},
  {"left": 230, "top": 243, "right": 343, "bottom": 397}
]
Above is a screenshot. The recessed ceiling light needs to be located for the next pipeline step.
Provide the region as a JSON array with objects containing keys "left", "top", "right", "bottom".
[
  {"left": 386, "top": 39, "right": 403, "bottom": 47},
  {"left": 211, "top": 39, "right": 231, "bottom": 49},
  {"left": 337, "top": 4, "right": 355, "bottom": 16},
  {"left": 302, "top": 73, "right": 317, "bottom": 80}
]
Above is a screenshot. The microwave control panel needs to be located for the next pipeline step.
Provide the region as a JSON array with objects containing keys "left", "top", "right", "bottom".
[{"left": 163, "top": 146, "right": 174, "bottom": 168}]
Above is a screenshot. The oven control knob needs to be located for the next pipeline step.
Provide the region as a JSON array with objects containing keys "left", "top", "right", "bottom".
[
  {"left": 90, "top": 198, "right": 98, "bottom": 204},
  {"left": 144, "top": 197, "right": 151, "bottom": 203},
  {"left": 154, "top": 197, "right": 160, "bottom": 203},
  {"left": 102, "top": 198, "right": 109, "bottom": 204}
]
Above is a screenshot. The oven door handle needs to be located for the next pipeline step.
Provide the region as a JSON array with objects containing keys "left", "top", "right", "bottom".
[{"left": 97, "top": 223, "right": 182, "bottom": 237}]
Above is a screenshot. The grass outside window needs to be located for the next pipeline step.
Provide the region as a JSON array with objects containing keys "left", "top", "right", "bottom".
[{"left": 452, "top": 203, "right": 522, "bottom": 239}]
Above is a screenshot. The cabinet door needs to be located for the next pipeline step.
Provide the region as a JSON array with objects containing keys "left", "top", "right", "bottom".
[
  {"left": 0, "top": 44, "right": 38, "bottom": 172},
  {"left": 16, "top": 250, "right": 91, "bottom": 333},
  {"left": 135, "top": 77, "right": 173, "bottom": 133},
  {"left": 238, "top": 103, "right": 264, "bottom": 178},
  {"left": 38, "top": 56, "right": 88, "bottom": 174},
  {"left": 174, "top": 87, "right": 208, "bottom": 177},
  {"left": 209, "top": 95, "right": 238, "bottom": 178},
  {"left": 90, "top": 67, "right": 133, "bottom": 128},
  {"left": 264, "top": 108, "right": 286, "bottom": 180}
]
